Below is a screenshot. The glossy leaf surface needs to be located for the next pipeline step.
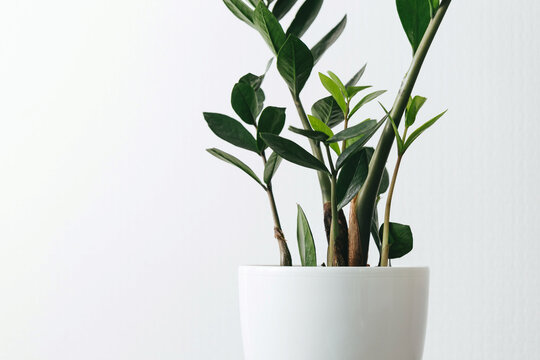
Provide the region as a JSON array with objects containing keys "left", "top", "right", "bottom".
[
  {"left": 272, "top": 0, "right": 299, "bottom": 20},
  {"left": 311, "top": 96, "right": 343, "bottom": 128},
  {"left": 277, "top": 35, "right": 314, "bottom": 96},
  {"left": 405, "top": 95, "right": 427, "bottom": 127},
  {"left": 263, "top": 151, "right": 283, "bottom": 184},
  {"left": 286, "top": 0, "right": 323, "bottom": 38},
  {"left": 297, "top": 204, "right": 317, "bottom": 266},
  {"left": 207, "top": 148, "right": 264, "bottom": 187},
  {"left": 328, "top": 119, "right": 377, "bottom": 143},
  {"left": 254, "top": 3, "right": 286, "bottom": 54},
  {"left": 308, "top": 115, "right": 340, "bottom": 155},
  {"left": 257, "top": 106, "right": 286, "bottom": 151},
  {"left": 203, "top": 112, "right": 258, "bottom": 153},
  {"left": 349, "top": 90, "right": 387, "bottom": 118},
  {"left": 396, "top": 0, "right": 432, "bottom": 53},
  {"left": 231, "top": 82, "right": 258, "bottom": 125},
  {"left": 223, "top": 0, "right": 255, "bottom": 27},
  {"left": 379, "top": 222, "right": 413, "bottom": 258},
  {"left": 319, "top": 73, "right": 347, "bottom": 114},
  {"left": 311, "top": 15, "right": 347, "bottom": 65}
]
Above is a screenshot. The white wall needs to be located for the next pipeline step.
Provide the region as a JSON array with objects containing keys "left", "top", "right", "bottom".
[{"left": 1, "top": 1, "right": 539, "bottom": 359}]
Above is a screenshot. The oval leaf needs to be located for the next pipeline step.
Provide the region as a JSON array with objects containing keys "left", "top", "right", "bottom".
[
  {"left": 405, "top": 95, "right": 427, "bottom": 127},
  {"left": 319, "top": 73, "right": 347, "bottom": 114},
  {"left": 254, "top": 2, "right": 286, "bottom": 54},
  {"left": 349, "top": 90, "right": 387, "bottom": 118},
  {"left": 223, "top": 0, "right": 255, "bottom": 27},
  {"left": 335, "top": 117, "right": 385, "bottom": 169},
  {"left": 231, "top": 82, "right": 258, "bottom": 125},
  {"left": 260, "top": 133, "right": 329, "bottom": 173},
  {"left": 297, "top": 204, "right": 317, "bottom": 266},
  {"left": 277, "top": 35, "right": 314, "bottom": 96},
  {"left": 257, "top": 106, "right": 286, "bottom": 150},
  {"left": 311, "top": 15, "right": 347, "bottom": 65},
  {"left": 286, "top": 0, "right": 323, "bottom": 39},
  {"left": 207, "top": 148, "right": 264, "bottom": 188},
  {"left": 263, "top": 151, "right": 283, "bottom": 184},
  {"left": 288, "top": 126, "right": 329, "bottom": 141},
  {"left": 379, "top": 222, "right": 413, "bottom": 259},
  {"left": 336, "top": 147, "right": 372, "bottom": 209},
  {"left": 311, "top": 96, "right": 343, "bottom": 128},
  {"left": 396, "top": 0, "right": 432, "bottom": 53},
  {"left": 203, "top": 112, "right": 258, "bottom": 153},
  {"left": 308, "top": 115, "right": 340, "bottom": 155}
]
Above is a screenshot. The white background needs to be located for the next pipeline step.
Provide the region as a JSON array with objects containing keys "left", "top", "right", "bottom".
[{"left": 1, "top": 1, "right": 539, "bottom": 359}]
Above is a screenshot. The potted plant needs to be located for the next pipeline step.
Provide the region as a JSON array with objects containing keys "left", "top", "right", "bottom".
[{"left": 203, "top": 0, "right": 451, "bottom": 359}]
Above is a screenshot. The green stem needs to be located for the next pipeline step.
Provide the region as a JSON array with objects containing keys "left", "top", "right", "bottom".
[
  {"left": 262, "top": 152, "right": 292, "bottom": 266},
  {"left": 380, "top": 154, "right": 402, "bottom": 267},
  {"left": 325, "top": 145, "right": 339, "bottom": 266},
  {"left": 291, "top": 93, "right": 332, "bottom": 203},
  {"left": 353, "top": 0, "right": 451, "bottom": 265}
]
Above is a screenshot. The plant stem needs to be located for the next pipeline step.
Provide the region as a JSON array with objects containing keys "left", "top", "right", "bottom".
[
  {"left": 262, "top": 152, "right": 292, "bottom": 266},
  {"left": 352, "top": 0, "right": 451, "bottom": 266},
  {"left": 380, "top": 154, "right": 402, "bottom": 267},
  {"left": 325, "top": 146, "right": 340, "bottom": 266},
  {"left": 291, "top": 93, "right": 332, "bottom": 203},
  {"left": 341, "top": 100, "right": 350, "bottom": 153}
]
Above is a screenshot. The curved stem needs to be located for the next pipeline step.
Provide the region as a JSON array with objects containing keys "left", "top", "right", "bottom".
[
  {"left": 353, "top": 0, "right": 452, "bottom": 266},
  {"left": 380, "top": 154, "right": 402, "bottom": 267},
  {"left": 324, "top": 145, "right": 339, "bottom": 266}
]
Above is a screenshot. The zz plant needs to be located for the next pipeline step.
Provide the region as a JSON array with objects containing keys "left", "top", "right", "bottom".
[{"left": 204, "top": 0, "right": 452, "bottom": 266}]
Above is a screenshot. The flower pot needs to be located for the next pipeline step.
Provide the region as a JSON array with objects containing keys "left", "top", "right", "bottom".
[{"left": 238, "top": 266, "right": 429, "bottom": 360}]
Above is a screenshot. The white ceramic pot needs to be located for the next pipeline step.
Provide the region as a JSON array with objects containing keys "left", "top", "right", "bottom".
[{"left": 239, "top": 266, "right": 429, "bottom": 360}]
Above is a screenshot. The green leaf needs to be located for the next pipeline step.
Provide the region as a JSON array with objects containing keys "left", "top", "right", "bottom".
[
  {"left": 346, "top": 85, "right": 371, "bottom": 99},
  {"left": 336, "top": 148, "right": 372, "bottom": 209},
  {"left": 396, "top": 0, "right": 432, "bottom": 53},
  {"left": 371, "top": 213, "right": 382, "bottom": 251},
  {"left": 257, "top": 106, "right": 286, "bottom": 150},
  {"left": 231, "top": 82, "right": 258, "bottom": 125},
  {"left": 319, "top": 73, "right": 347, "bottom": 114},
  {"left": 378, "top": 167, "right": 390, "bottom": 195},
  {"left": 327, "top": 71, "right": 347, "bottom": 98},
  {"left": 247, "top": 0, "right": 261, "bottom": 6},
  {"left": 335, "top": 117, "right": 385, "bottom": 169},
  {"left": 429, "top": 0, "right": 440, "bottom": 17},
  {"left": 345, "top": 64, "right": 367, "bottom": 87},
  {"left": 311, "top": 15, "right": 347, "bottom": 65},
  {"left": 277, "top": 35, "right": 314, "bottom": 96},
  {"left": 308, "top": 115, "right": 340, "bottom": 155},
  {"left": 405, "top": 95, "right": 427, "bottom": 128},
  {"left": 239, "top": 58, "right": 273, "bottom": 91},
  {"left": 207, "top": 148, "right": 264, "bottom": 188},
  {"left": 254, "top": 2, "right": 286, "bottom": 54},
  {"left": 255, "top": 88, "right": 265, "bottom": 116},
  {"left": 296, "top": 204, "right": 317, "bottom": 266},
  {"left": 328, "top": 119, "right": 378, "bottom": 143},
  {"left": 223, "top": 0, "right": 255, "bottom": 27},
  {"left": 272, "top": 0, "right": 299, "bottom": 20},
  {"left": 379, "top": 222, "right": 413, "bottom": 259},
  {"left": 288, "top": 126, "right": 329, "bottom": 141},
  {"left": 286, "top": 0, "right": 323, "bottom": 38},
  {"left": 263, "top": 151, "right": 283, "bottom": 184},
  {"left": 311, "top": 96, "right": 343, "bottom": 128},
  {"left": 349, "top": 90, "right": 387, "bottom": 118},
  {"left": 203, "top": 112, "right": 259, "bottom": 153},
  {"left": 404, "top": 110, "right": 447, "bottom": 151},
  {"left": 260, "top": 133, "right": 330, "bottom": 173}
]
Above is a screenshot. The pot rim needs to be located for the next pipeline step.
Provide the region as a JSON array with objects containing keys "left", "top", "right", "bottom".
[{"left": 239, "top": 265, "right": 429, "bottom": 278}]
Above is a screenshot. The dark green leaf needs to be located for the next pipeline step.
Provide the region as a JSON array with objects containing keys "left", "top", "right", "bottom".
[
  {"left": 288, "top": 126, "right": 329, "bottom": 141},
  {"left": 239, "top": 58, "right": 273, "bottom": 91},
  {"left": 264, "top": 151, "right": 283, "bottom": 183},
  {"left": 328, "top": 119, "right": 377, "bottom": 143},
  {"left": 379, "top": 222, "right": 413, "bottom": 259},
  {"left": 311, "top": 15, "right": 347, "bottom": 65},
  {"left": 277, "top": 35, "right": 314, "bottom": 96},
  {"left": 286, "top": 0, "right": 323, "bottom": 38},
  {"left": 308, "top": 115, "right": 340, "bottom": 155},
  {"left": 335, "top": 117, "right": 385, "bottom": 169},
  {"left": 346, "top": 85, "right": 371, "bottom": 99},
  {"left": 311, "top": 96, "right": 343, "bottom": 128},
  {"left": 207, "top": 148, "right": 264, "bottom": 187},
  {"left": 223, "top": 0, "right": 255, "bottom": 27},
  {"left": 255, "top": 88, "right": 265, "bottom": 116},
  {"left": 378, "top": 167, "right": 390, "bottom": 195},
  {"left": 272, "top": 0, "right": 298, "bottom": 20},
  {"left": 371, "top": 208, "right": 381, "bottom": 251},
  {"left": 319, "top": 73, "right": 347, "bottom": 114},
  {"left": 260, "top": 133, "right": 329, "bottom": 173},
  {"left": 405, "top": 95, "right": 427, "bottom": 127},
  {"left": 404, "top": 110, "right": 446, "bottom": 151},
  {"left": 203, "top": 112, "right": 259, "bottom": 153},
  {"left": 254, "top": 2, "right": 286, "bottom": 54},
  {"left": 396, "top": 0, "right": 432, "bottom": 53},
  {"left": 257, "top": 106, "right": 286, "bottom": 150},
  {"left": 247, "top": 0, "right": 261, "bottom": 6},
  {"left": 297, "top": 204, "right": 317, "bottom": 266},
  {"left": 336, "top": 148, "right": 372, "bottom": 209},
  {"left": 231, "top": 82, "right": 258, "bottom": 125},
  {"left": 349, "top": 90, "right": 387, "bottom": 118},
  {"left": 345, "top": 64, "right": 367, "bottom": 87}
]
